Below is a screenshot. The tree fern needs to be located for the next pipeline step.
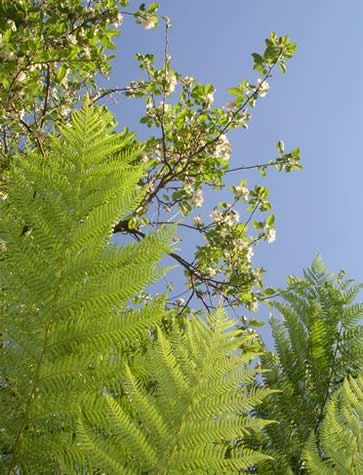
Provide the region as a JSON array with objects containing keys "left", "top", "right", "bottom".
[
  {"left": 0, "top": 103, "right": 174, "bottom": 473},
  {"left": 256, "top": 256, "right": 363, "bottom": 473},
  {"left": 76, "top": 308, "right": 274, "bottom": 474},
  {"left": 303, "top": 373, "right": 363, "bottom": 474}
]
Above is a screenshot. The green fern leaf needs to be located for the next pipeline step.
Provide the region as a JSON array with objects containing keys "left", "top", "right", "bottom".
[{"left": 78, "top": 308, "right": 274, "bottom": 474}]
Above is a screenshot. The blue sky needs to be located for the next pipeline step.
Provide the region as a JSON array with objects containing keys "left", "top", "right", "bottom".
[{"left": 109, "top": 1, "right": 363, "bottom": 340}]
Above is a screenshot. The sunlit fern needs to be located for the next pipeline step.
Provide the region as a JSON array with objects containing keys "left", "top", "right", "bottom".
[
  {"left": 0, "top": 103, "right": 174, "bottom": 474},
  {"left": 75, "top": 308, "right": 274, "bottom": 474},
  {"left": 303, "top": 373, "right": 363, "bottom": 474},
  {"left": 256, "top": 256, "right": 363, "bottom": 474}
]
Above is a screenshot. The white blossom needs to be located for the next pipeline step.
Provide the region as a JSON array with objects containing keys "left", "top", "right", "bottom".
[
  {"left": 193, "top": 215, "right": 203, "bottom": 227},
  {"left": 113, "top": 12, "right": 124, "bottom": 27},
  {"left": 180, "top": 76, "right": 194, "bottom": 85},
  {"left": 8, "top": 20, "right": 17, "bottom": 32},
  {"left": 234, "top": 239, "right": 246, "bottom": 252},
  {"left": 250, "top": 300, "right": 259, "bottom": 312},
  {"left": 206, "top": 266, "right": 217, "bottom": 278},
  {"left": 184, "top": 182, "right": 194, "bottom": 193},
  {"left": 256, "top": 78, "right": 270, "bottom": 97},
  {"left": 214, "top": 134, "right": 231, "bottom": 160},
  {"left": 246, "top": 246, "right": 254, "bottom": 263},
  {"left": 166, "top": 74, "right": 177, "bottom": 95},
  {"left": 234, "top": 185, "right": 249, "bottom": 200},
  {"left": 145, "top": 100, "right": 154, "bottom": 113},
  {"left": 206, "top": 91, "right": 214, "bottom": 106},
  {"left": 211, "top": 208, "right": 223, "bottom": 223},
  {"left": 191, "top": 189, "right": 204, "bottom": 208},
  {"left": 220, "top": 227, "right": 229, "bottom": 238},
  {"left": 68, "top": 34, "right": 77, "bottom": 45},
  {"left": 17, "top": 71, "right": 26, "bottom": 83},
  {"left": 224, "top": 210, "right": 239, "bottom": 227},
  {"left": 265, "top": 226, "right": 276, "bottom": 243},
  {"left": 236, "top": 117, "right": 248, "bottom": 128},
  {"left": 143, "top": 16, "right": 157, "bottom": 30}
]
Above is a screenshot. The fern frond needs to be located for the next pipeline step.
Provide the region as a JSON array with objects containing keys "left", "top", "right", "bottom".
[
  {"left": 0, "top": 104, "right": 174, "bottom": 473},
  {"left": 78, "top": 308, "right": 274, "bottom": 473},
  {"left": 258, "top": 258, "right": 363, "bottom": 473},
  {"left": 303, "top": 373, "right": 363, "bottom": 474}
]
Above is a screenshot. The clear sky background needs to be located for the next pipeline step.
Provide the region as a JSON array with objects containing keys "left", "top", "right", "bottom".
[{"left": 108, "top": 1, "right": 363, "bottom": 343}]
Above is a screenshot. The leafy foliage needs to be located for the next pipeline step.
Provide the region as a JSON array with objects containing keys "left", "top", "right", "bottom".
[
  {"left": 256, "top": 256, "right": 363, "bottom": 473},
  {"left": 0, "top": 0, "right": 158, "bottom": 162},
  {"left": 117, "top": 32, "right": 300, "bottom": 310},
  {"left": 303, "top": 373, "right": 363, "bottom": 474},
  {"left": 3, "top": 2, "right": 362, "bottom": 473},
  {"left": 0, "top": 0, "right": 301, "bottom": 313},
  {"left": 0, "top": 104, "right": 174, "bottom": 473},
  {"left": 76, "top": 309, "right": 274, "bottom": 474}
]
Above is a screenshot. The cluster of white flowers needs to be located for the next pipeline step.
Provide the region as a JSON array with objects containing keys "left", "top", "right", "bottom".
[
  {"left": 206, "top": 266, "right": 217, "bottom": 278},
  {"left": 234, "top": 184, "right": 249, "bottom": 200},
  {"left": 214, "top": 134, "right": 231, "bottom": 161},
  {"left": 264, "top": 226, "right": 276, "bottom": 243},
  {"left": 165, "top": 73, "right": 177, "bottom": 95},
  {"left": 210, "top": 207, "right": 239, "bottom": 227},
  {"left": 224, "top": 210, "right": 239, "bottom": 226},
  {"left": 193, "top": 215, "right": 203, "bottom": 227},
  {"left": 113, "top": 12, "right": 124, "bottom": 27},
  {"left": 143, "top": 15, "right": 158, "bottom": 30},
  {"left": 191, "top": 189, "right": 204, "bottom": 208},
  {"left": 256, "top": 78, "right": 270, "bottom": 97},
  {"left": 16, "top": 71, "right": 26, "bottom": 83},
  {"left": 126, "top": 81, "right": 140, "bottom": 97},
  {"left": 180, "top": 76, "right": 194, "bottom": 86},
  {"left": 235, "top": 115, "right": 249, "bottom": 128},
  {"left": 68, "top": 34, "right": 77, "bottom": 45},
  {"left": 210, "top": 204, "right": 239, "bottom": 230},
  {"left": 84, "top": 46, "right": 91, "bottom": 58},
  {"left": 7, "top": 20, "right": 17, "bottom": 32},
  {"left": 205, "top": 91, "right": 214, "bottom": 107},
  {"left": 210, "top": 208, "right": 223, "bottom": 224},
  {"left": 246, "top": 246, "right": 254, "bottom": 263},
  {"left": 234, "top": 239, "right": 246, "bottom": 252},
  {"left": 153, "top": 143, "right": 162, "bottom": 162},
  {"left": 163, "top": 103, "right": 171, "bottom": 112}
]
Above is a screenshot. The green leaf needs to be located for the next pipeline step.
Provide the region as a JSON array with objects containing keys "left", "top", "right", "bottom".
[{"left": 228, "top": 87, "right": 243, "bottom": 98}]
